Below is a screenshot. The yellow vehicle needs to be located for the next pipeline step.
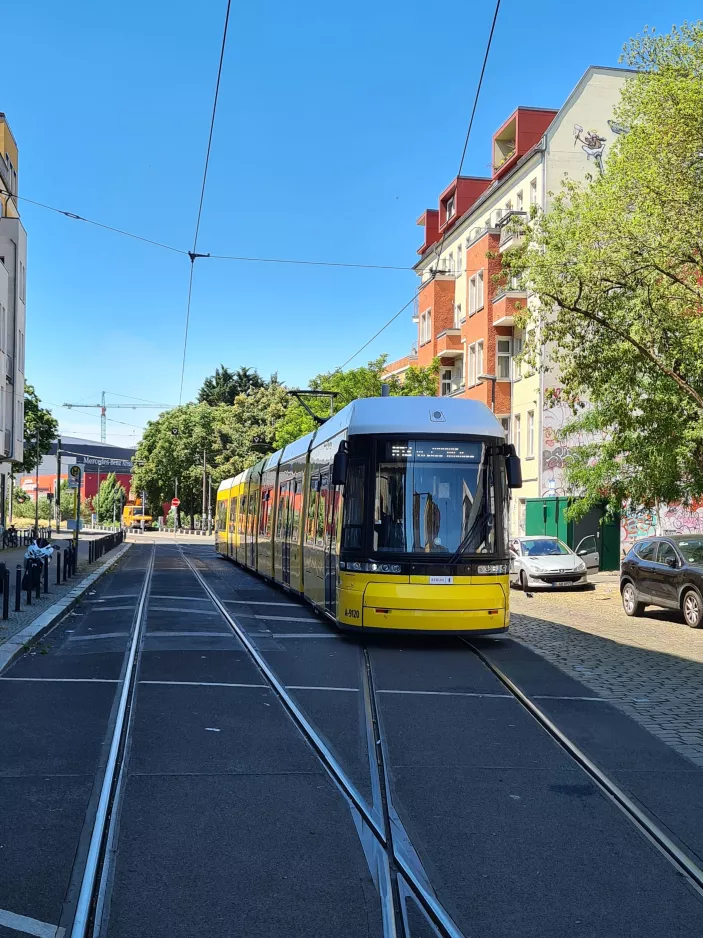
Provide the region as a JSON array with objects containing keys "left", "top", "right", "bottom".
[
  {"left": 122, "top": 499, "right": 153, "bottom": 531},
  {"left": 215, "top": 396, "right": 522, "bottom": 634}
]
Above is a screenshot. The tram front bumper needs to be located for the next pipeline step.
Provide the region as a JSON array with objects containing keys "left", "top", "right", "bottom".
[{"left": 339, "top": 578, "right": 509, "bottom": 633}]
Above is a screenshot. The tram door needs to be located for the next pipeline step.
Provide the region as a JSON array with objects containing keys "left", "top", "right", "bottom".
[
  {"left": 324, "top": 477, "right": 339, "bottom": 617},
  {"left": 280, "top": 482, "right": 292, "bottom": 586}
]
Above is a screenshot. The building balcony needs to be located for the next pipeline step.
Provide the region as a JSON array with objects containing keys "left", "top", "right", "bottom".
[
  {"left": 435, "top": 329, "right": 463, "bottom": 358},
  {"left": 492, "top": 290, "right": 527, "bottom": 327},
  {"left": 497, "top": 210, "right": 528, "bottom": 253}
]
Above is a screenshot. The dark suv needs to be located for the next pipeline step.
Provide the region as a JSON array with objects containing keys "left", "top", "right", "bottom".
[{"left": 620, "top": 535, "right": 703, "bottom": 628}]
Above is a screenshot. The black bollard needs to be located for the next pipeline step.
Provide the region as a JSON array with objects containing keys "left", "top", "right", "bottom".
[
  {"left": 35, "top": 563, "right": 41, "bottom": 600},
  {"left": 43, "top": 556, "right": 49, "bottom": 594},
  {"left": 56, "top": 548, "right": 61, "bottom": 585},
  {"left": 88, "top": 541, "right": 93, "bottom": 564},
  {"left": 26, "top": 564, "right": 31, "bottom": 605},
  {"left": 62, "top": 549, "right": 67, "bottom": 583},
  {"left": 3, "top": 567, "right": 9, "bottom": 620},
  {"left": 15, "top": 564, "right": 21, "bottom": 612}
]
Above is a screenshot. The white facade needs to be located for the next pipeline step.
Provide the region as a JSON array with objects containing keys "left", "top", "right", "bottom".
[{"left": 0, "top": 216, "right": 26, "bottom": 470}]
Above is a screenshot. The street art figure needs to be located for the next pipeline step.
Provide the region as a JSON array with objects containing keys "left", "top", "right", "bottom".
[{"left": 573, "top": 124, "right": 607, "bottom": 174}]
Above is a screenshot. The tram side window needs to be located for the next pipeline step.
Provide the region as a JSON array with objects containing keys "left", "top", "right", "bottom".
[
  {"left": 306, "top": 478, "right": 318, "bottom": 544},
  {"left": 238, "top": 496, "right": 247, "bottom": 535},
  {"left": 248, "top": 493, "right": 257, "bottom": 536},
  {"left": 216, "top": 499, "right": 227, "bottom": 533},
  {"left": 228, "top": 498, "right": 236, "bottom": 533},
  {"left": 316, "top": 476, "right": 329, "bottom": 546},
  {"left": 342, "top": 460, "right": 365, "bottom": 551},
  {"left": 259, "top": 491, "right": 268, "bottom": 536},
  {"left": 276, "top": 483, "right": 288, "bottom": 539},
  {"left": 291, "top": 478, "right": 302, "bottom": 543}
]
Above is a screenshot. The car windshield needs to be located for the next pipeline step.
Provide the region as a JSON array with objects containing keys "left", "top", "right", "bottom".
[
  {"left": 373, "top": 439, "right": 495, "bottom": 555},
  {"left": 676, "top": 538, "right": 703, "bottom": 564},
  {"left": 521, "top": 539, "right": 570, "bottom": 557}
]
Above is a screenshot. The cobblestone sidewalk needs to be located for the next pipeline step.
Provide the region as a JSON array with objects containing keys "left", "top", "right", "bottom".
[{"left": 509, "top": 585, "right": 703, "bottom": 768}]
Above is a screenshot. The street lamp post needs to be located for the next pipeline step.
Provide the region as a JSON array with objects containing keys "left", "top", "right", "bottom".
[{"left": 478, "top": 373, "right": 497, "bottom": 413}]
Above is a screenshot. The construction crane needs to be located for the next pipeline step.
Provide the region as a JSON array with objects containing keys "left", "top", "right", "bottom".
[{"left": 62, "top": 391, "right": 176, "bottom": 443}]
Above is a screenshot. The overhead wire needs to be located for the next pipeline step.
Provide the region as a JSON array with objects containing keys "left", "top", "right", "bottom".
[
  {"left": 179, "top": 0, "right": 233, "bottom": 405},
  {"left": 332, "top": 0, "right": 502, "bottom": 373}
]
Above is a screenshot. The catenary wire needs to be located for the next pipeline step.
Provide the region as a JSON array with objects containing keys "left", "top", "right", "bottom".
[
  {"left": 0, "top": 188, "right": 413, "bottom": 272},
  {"left": 0, "top": 189, "right": 188, "bottom": 256},
  {"left": 179, "top": 0, "right": 233, "bottom": 406},
  {"left": 333, "top": 0, "right": 502, "bottom": 372}
]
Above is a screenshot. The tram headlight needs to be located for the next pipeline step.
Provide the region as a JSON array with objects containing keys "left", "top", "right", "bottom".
[{"left": 477, "top": 563, "right": 509, "bottom": 575}]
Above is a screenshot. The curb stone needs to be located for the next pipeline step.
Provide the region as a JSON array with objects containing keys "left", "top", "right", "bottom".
[{"left": 0, "top": 542, "right": 132, "bottom": 674}]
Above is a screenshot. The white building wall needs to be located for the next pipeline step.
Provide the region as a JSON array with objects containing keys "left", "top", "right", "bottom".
[{"left": 0, "top": 216, "right": 27, "bottom": 470}]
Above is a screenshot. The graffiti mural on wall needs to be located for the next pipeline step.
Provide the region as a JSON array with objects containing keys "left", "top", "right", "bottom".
[
  {"left": 573, "top": 125, "right": 607, "bottom": 174},
  {"left": 541, "top": 394, "right": 601, "bottom": 497},
  {"left": 620, "top": 503, "right": 703, "bottom": 556}
]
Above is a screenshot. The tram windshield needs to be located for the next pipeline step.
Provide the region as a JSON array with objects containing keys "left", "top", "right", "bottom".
[{"left": 373, "top": 440, "right": 495, "bottom": 555}]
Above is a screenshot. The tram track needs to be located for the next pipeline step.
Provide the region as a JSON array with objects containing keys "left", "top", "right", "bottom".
[
  {"left": 462, "top": 638, "right": 703, "bottom": 900},
  {"left": 180, "top": 548, "right": 466, "bottom": 938},
  {"left": 69, "top": 546, "right": 155, "bottom": 938}
]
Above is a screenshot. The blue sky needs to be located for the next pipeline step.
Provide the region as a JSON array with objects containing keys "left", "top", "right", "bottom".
[{"left": 1, "top": 1, "right": 697, "bottom": 443}]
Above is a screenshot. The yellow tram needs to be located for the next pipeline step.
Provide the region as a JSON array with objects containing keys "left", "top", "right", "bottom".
[{"left": 215, "top": 396, "right": 522, "bottom": 633}]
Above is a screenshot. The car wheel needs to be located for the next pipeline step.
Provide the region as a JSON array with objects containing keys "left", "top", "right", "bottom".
[
  {"left": 519, "top": 570, "right": 529, "bottom": 592},
  {"left": 682, "top": 589, "right": 703, "bottom": 628},
  {"left": 622, "top": 582, "right": 645, "bottom": 617}
]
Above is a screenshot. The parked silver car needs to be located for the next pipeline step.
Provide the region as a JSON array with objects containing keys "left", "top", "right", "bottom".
[{"left": 509, "top": 536, "right": 599, "bottom": 590}]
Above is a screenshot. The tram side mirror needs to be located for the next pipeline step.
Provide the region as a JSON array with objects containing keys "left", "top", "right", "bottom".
[
  {"left": 505, "top": 445, "right": 522, "bottom": 489},
  {"left": 332, "top": 449, "right": 349, "bottom": 487}
]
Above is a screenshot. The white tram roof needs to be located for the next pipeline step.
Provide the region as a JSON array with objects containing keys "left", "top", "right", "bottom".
[
  {"left": 217, "top": 477, "right": 236, "bottom": 493},
  {"left": 314, "top": 395, "right": 505, "bottom": 445}
]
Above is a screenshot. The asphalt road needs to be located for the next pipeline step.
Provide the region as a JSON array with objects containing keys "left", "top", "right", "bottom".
[{"left": 1, "top": 542, "right": 702, "bottom": 938}]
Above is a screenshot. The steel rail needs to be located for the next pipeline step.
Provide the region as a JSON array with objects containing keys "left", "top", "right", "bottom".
[
  {"left": 463, "top": 639, "right": 703, "bottom": 899},
  {"left": 180, "top": 550, "right": 466, "bottom": 938},
  {"left": 70, "top": 547, "right": 155, "bottom": 937}
]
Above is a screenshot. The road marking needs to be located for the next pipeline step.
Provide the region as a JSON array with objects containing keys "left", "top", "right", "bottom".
[
  {"left": 145, "top": 630, "right": 234, "bottom": 638},
  {"left": 236, "top": 613, "right": 320, "bottom": 623},
  {"left": 139, "top": 680, "right": 267, "bottom": 688},
  {"left": 0, "top": 908, "right": 65, "bottom": 937},
  {"left": 83, "top": 605, "right": 135, "bottom": 612},
  {"left": 0, "top": 677, "right": 119, "bottom": 683},
  {"left": 250, "top": 632, "right": 337, "bottom": 639},
  {"left": 85, "top": 594, "right": 139, "bottom": 602},
  {"left": 224, "top": 600, "right": 301, "bottom": 607},
  {"left": 288, "top": 684, "right": 359, "bottom": 692},
  {"left": 377, "top": 689, "right": 513, "bottom": 698},
  {"left": 150, "top": 594, "right": 209, "bottom": 602},
  {"left": 149, "top": 606, "right": 220, "bottom": 615},
  {"left": 69, "top": 632, "right": 130, "bottom": 641}
]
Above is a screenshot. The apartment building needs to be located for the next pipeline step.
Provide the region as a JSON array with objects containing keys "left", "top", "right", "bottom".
[
  {"left": 390, "top": 66, "right": 630, "bottom": 537},
  {"left": 0, "top": 113, "right": 27, "bottom": 519}
]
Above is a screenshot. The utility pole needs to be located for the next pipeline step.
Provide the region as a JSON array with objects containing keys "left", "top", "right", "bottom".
[
  {"left": 174, "top": 477, "right": 179, "bottom": 532},
  {"left": 55, "top": 438, "right": 61, "bottom": 532},
  {"left": 33, "top": 425, "right": 39, "bottom": 537},
  {"left": 202, "top": 450, "right": 207, "bottom": 531},
  {"left": 207, "top": 474, "right": 212, "bottom": 535}
]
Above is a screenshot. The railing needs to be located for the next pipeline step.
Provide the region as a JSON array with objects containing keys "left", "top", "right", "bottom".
[
  {"left": 498, "top": 210, "right": 528, "bottom": 248},
  {"left": 88, "top": 529, "right": 125, "bottom": 564}
]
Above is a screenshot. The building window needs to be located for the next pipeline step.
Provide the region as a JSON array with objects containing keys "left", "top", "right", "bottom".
[
  {"left": 456, "top": 248, "right": 462, "bottom": 275},
  {"left": 455, "top": 354, "right": 464, "bottom": 390},
  {"left": 441, "top": 368, "right": 453, "bottom": 397},
  {"left": 448, "top": 251, "right": 454, "bottom": 274},
  {"left": 469, "top": 270, "right": 484, "bottom": 315},
  {"left": 530, "top": 178, "right": 538, "bottom": 206},
  {"left": 445, "top": 196, "right": 455, "bottom": 221},
  {"left": 499, "top": 416, "right": 510, "bottom": 440},
  {"left": 516, "top": 191, "right": 523, "bottom": 211},
  {"left": 468, "top": 344, "right": 477, "bottom": 386},
  {"left": 0, "top": 304, "right": 5, "bottom": 352},
  {"left": 527, "top": 410, "right": 535, "bottom": 458},
  {"left": 453, "top": 302, "right": 463, "bottom": 327},
  {"left": 420, "top": 309, "right": 432, "bottom": 345},
  {"left": 19, "top": 263, "right": 25, "bottom": 302},
  {"left": 505, "top": 199, "right": 512, "bottom": 213},
  {"left": 497, "top": 338, "right": 511, "bottom": 379},
  {"left": 514, "top": 414, "right": 522, "bottom": 455},
  {"left": 513, "top": 332, "right": 524, "bottom": 380},
  {"left": 476, "top": 340, "right": 484, "bottom": 379}
]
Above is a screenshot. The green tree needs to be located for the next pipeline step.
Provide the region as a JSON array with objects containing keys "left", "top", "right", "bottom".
[
  {"left": 198, "top": 365, "right": 267, "bottom": 406},
  {"left": 13, "top": 382, "right": 58, "bottom": 474},
  {"left": 502, "top": 22, "right": 703, "bottom": 517},
  {"left": 274, "top": 355, "right": 440, "bottom": 449},
  {"left": 92, "top": 473, "right": 126, "bottom": 523}
]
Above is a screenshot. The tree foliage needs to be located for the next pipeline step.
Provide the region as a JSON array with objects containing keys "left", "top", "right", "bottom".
[
  {"left": 14, "top": 382, "right": 58, "bottom": 474},
  {"left": 502, "top": 22, "right": 703, "bottom": 516},
  {"left": 92, "top": 473, "right": 126, "bottom": 523},
  {"left": 274, "top": 355, "right": 440, "bottom": 449},
  {"left": 197, "top": 365, "right": 268, "bottom": 406}
]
